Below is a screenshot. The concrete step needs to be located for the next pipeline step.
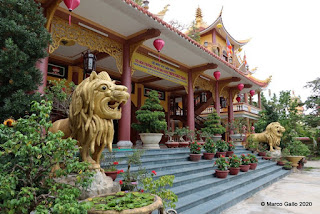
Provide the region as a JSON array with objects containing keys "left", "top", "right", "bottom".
[{"left": 182, "top": 168, "right": 290, "bottom": 214}]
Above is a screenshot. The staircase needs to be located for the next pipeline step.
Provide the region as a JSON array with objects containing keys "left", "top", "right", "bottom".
[{"left": 101, "top": 146, "right": 290, "bottom": 214}]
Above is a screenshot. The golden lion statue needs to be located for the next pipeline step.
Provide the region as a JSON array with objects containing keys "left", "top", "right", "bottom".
[
  {"left": 249, "top": 122, "right": 285, "bottom": 152},
  {"left": 49, "top": 71, "right": 129, "bottom": 169}
]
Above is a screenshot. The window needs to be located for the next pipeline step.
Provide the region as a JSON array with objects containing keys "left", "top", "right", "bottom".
[{"left": 223, "top": 50, "right": 228, "bottom": 61}]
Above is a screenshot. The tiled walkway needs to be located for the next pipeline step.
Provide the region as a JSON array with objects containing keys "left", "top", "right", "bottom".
[{"left": 222, "top": 161, "right": 320, "bottom": 214}]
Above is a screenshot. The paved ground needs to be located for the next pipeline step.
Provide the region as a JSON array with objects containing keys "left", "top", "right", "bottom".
[{"left": 222, "top": 161, "right": 320, "bottom": 214}]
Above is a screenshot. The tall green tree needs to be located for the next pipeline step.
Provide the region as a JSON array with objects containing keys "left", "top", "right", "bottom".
[
  {"left": 304, "top": 77, "right": 320, "bottom": 128},
  {"left": 187, "top": 21, "right": 200, "bottom": 42},
  {"left": 0, "top": 0, "right": 51, "bottom": 122}
]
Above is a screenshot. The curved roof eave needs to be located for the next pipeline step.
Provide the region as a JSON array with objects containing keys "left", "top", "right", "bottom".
[{"left": 122, "top": 0, "right": 266, "bottom": 88}]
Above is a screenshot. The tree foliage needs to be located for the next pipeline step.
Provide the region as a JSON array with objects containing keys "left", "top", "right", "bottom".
[
  {"left": 131, "top": 90, "right": 167, "bottom": 133},
  {"left": 0, "top": 0, "right": 51, "bottom": 122},
  {"left": 0, "top": 101, "right": 93, "bottom": 213},
  {"left": 187, "top": 21, "right": 200, "bottom": 42},
  {"left": 304, "top": 77, "right": 320, "bottom": 128},
  {"left": 201, "top": 109, "right": 226, "bottom": 135}
]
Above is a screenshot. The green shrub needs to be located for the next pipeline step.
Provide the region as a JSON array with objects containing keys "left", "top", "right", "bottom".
[
  {"left": 228, "top": 155, "right": 241, "bottom": 168},
  {"left": 0, "top": 101, "right": 93, "bottom": 213},
  {"left": 216, "top": 140, "right": 228, "bottom": 152},
  {"left": 283, "top": 140, "right": 311, "bottom": 157},
  {"left": 203, "top": 138, "right": 216, "bottom": 153},
  {"left": 201, "top": 110, "right": 225, "bottom": 135}
]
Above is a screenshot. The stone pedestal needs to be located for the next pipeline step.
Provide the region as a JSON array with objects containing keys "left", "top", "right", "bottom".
[
  {"left": 117, "top": 140, "right": 133, "bottom": 149},
  {"left": 270, "top": 150, "right": 281, "bottom": 159},
  {"left": 55, "top": 169, "right": 120, "bottom": 200}
]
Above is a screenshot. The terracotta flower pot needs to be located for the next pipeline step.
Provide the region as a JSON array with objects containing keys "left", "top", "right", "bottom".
[
  {"left": 240, "top": 164, "right": 250, "bottom": 172},
  {"left": 263, "top": 156, "right": 272, "bottom": 160},
  {"left": 277, "top": 161, "right": 285, "bottom": 166},
  {"left": 104, "top": 171, "right": 118, "bottom": 181},
  {"left": 229, "top": 167, "right": 240, "bottom": 175},
  {"left": 179, "top": 142, "right": 190, "bottom": 148},
  {"left": 216, "top": 151, "right": 227, "bottom": 158},
  {"left": 258, "top": 152, "right": 266, "bottom": 156},
  {"left": 226, "top": 151, "right": 234, "bottom": 157},
  {"left": 165, "top": 141, "right": 179, "bottom": 148},
  {"left": 215, "top": 169, "right": 229, "bottom": 178},
  {"left": 203, "top": 152, "right": 215, "bottom": 160},
  {"left": 249, "top": 163, "right": 258, "bottom": 170},
  {"left": 189, "top": 153, "right": 202, "bottom": 161}
]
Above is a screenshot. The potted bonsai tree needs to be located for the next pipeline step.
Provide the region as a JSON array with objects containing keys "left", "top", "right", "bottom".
[
  {"left": 228, "top": 155, "right": 241, "bottom": 175},
  {"left": 282, "top": 140, "right": 311, "bottom": 171},
  {"left": 263, "top": 151, "right": 273, "bottom": 160},
  {"left": 283, "top": 161, "right": 293, "bottom": 170},
  {"left": 175, "top": 127, "right": 190, "bottom": 147},
  {"left": 189, "top": 142, "right": 203, "bottom": 161},
  {"left": 226, "top": 141, "right": 235, "bottom": 157},
  {"left": 102, "top": 152, "right": 120, "bottom": 181},
  {"left": 258, "top": 143, "right": 268, "bottom": 156},
  {"left": 229, "top": 118, "right": 246, "bottom": 143},
  {"left": 165, "top": 128, "right": 179, "bottom": 148},
  {"left": 203, "top": 138, "right": 216, "bottom": 160},
  {"left": 201, "top": 109, "right": 225, "bottom": 141},
  {"left": 214, "top": 155, "right": 230, "bottom": 178},
  {"left": 132, "top": 90, "right": 167, "bottom": 149},
  {"left": 215, "top": 140, "right": 228, "bottom": 158},
  {"left": 240, "top": 154, "right": 251, "bottom": 172},
  {"left": 248, "top": 153, "right": 258, "bottom": 170}
]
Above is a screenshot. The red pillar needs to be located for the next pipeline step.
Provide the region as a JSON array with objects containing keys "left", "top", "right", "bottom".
[
  {"left": 36, "top": 56, "right": 49, "bottom": 94},
  {"left": 117, "top": 43, "right": 132, "bottom": 148},
  {"left": 228, "top": 89, "right": 234, "bottom": 132},
  {"left": 258, "top": 91, "right": 261, "bottom": 109},
  {"left": 187, "top": 71, "right": 195, "bottom": 130},
  {"left": 215, "top": 81, "right": 220, "bottom": 116}
]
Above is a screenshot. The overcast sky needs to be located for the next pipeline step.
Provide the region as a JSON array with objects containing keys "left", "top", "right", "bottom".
[{"left": 148, "top": 0, "right": 320, "bottom": 102}]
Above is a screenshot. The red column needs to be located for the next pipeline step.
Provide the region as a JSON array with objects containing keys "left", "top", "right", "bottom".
[
  {"left": 187, "top": 71, "right": 195, "bottom": 130},
  {"left": 228, "top": 89, "right": 234, "bottom": 134},
  {"left": 215, "top": 81, "right": 220, "bottom": 116},
  {"left": 258, "top": 91, "right": 261, "bottom": 109},
  {"left": 36, "top": 56, "right": 49, "bottom": 94},
  {"left": 118, "top": 43, "right": 132, "bottom": 148}
]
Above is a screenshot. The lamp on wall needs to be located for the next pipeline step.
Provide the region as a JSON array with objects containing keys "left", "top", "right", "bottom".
[{"left": 83, "top": 50, "right": 96, "bottom": 79}]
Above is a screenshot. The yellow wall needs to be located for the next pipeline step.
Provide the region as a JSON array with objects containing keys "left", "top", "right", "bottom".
[
  {"left": 200, "top": 34, "right": 212, "bottom": 45},
  {"left": 139, "top": 84, "right": 168, "bottom": 112}
]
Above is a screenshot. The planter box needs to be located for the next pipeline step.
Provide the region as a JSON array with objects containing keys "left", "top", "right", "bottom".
[
  {"left": 179, "top": 141, "right": 190, "bottom": 148},
  {"left": 165, "top": 141, "right": 179, "bottom": 148},
  {"left": 140, "top": 133, "right": 163, "bottom": 149}
]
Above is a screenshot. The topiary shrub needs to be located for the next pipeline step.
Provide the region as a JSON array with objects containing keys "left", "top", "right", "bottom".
[
  {"left": 0, "top": 101, "right": 93, "bottom": 213},
  {"left": 201, "top": 109, "right": 226, "bottom": 136},
  {"left": 132, "top": 90, "right": 167, "bottom": 133},
  {"left": 282, "top": 140, "right": 311, "bottom": 157}
]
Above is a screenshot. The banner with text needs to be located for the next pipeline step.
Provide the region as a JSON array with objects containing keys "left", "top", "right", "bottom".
[{"left": 132, "top": 53, "right": 188, "bottom": 86}]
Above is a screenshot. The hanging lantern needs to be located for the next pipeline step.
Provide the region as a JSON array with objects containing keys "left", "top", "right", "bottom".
[
  {"left": 237, "top": 83, "right": 244, "bottom": 91},
  {"left": 250, "top": 90, "right": 255, "bottom": 96},
  {"left": 213, "top": 71, "right": 221, "bottom": 80},
  {"left": 63, "top": 0, "right": 80, "bottom": 26},
  {"left": 236, "top": 96, "right": 241, "bottom": 103},
  {"left": 82, "top": 50, "right": 96, "bottom": 79},
  {"left": 217, "top": 23, "right": 223, "bottom": 29},
  {"left": 153, "top": 38, "right": 165, "bottom": 61}
]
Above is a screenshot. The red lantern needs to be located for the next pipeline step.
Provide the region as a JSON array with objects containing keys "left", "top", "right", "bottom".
[
  {"left": 213, "top": 71, "right": 221, "bottom": 80},
  {"left": 63, "top": 0, "right": 80, "bottom": 25},
  {"left": 250, "top": 90, "right": 255, "bottom": 96},
  {"left": 236, "top": 96, "right": 241, "bottom": 103},
  {"left": 153, "top": 39, "right": 165, "bottom": 61},
  {"left": 237, "top": 83, "right": 244, "bottom": 91}
]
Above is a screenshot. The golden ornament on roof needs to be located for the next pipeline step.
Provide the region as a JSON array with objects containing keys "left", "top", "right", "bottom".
[
  {"left": 238, "top": 47, "right": 242, "bottom": 52},
  {"left": 217, "top": 23, "right": 223, "bottom": 29}
]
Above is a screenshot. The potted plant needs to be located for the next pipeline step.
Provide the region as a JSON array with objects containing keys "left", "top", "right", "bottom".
[
  {"left": 165, "top": 128, "right": 179, "bottom": 148},
  {"left": 282, "top": 140, "right": 311, "bottom": 171},
  {"left": 175, "top": 127, "right": 190, "bottom": 147},
  {"left": 196, "top": 129, "right": 207, "bottom": 145},
  {"left": 276, "top": 157, "right": 285, "bottom": 166},
  {"left": 263, "top": 151, "right": 273, "bottom": 160},
  {"left": 229, "top": 118, "right": 246, "bottom": 143},
  {"left": 246, "top": 135, "right": 258, "bottom": 152},
  {"left": 132, "top": 90, "right": 167, "bottom": 149},
  {"left": 121, "top": 150, "right": 146, "bottom": 191},
  {"left": 248, "top": 154, "right": 258, "bottom": 170},
  {"left": 201, "top": 109, "right": 226, "bottom": 141},
  {"left": 214, "top": 155, "right": 230, "bottom": 178},
  {"left": 189, "top": 141, "right": 203, "bottom": 161},
  {"left": 228, "top": 155, "right": 241, "bottom": 175},
  {"left": 283, "top": 161, "right": 292, "bottom": 170},
  {"left": 226, "top": 141, "right": 235, "bottom": 157},
  {"left": 240, "top": 154, "right": 251, "bottom": 172},
  {"left": 258, "top": 143, "right": 268, "bottom": 156},
  {"left": 215, "top": 140, "right": 228, "bottom": 158},
  {"left": 203, "top": 138, "right": 216, "bottom": 160},
  {"left": 102, "top": 152, "right": 120, "bottom": 181}
]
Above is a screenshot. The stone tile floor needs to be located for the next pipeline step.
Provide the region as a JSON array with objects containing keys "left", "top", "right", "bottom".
[{"left": 222, "top": 161, "right": 320, "bottom": 214}]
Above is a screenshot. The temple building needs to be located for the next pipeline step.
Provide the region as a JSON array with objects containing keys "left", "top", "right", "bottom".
[{"left": 38, "top": 0, "right": 271, "bottom": 147}]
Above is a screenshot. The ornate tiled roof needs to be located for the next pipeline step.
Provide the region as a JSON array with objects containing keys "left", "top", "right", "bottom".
[{"left": 123, "top": 0, "right": 270, "bottom": 88}]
